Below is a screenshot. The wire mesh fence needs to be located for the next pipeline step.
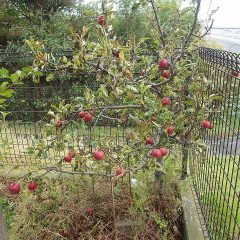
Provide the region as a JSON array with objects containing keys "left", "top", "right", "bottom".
[
  {"left": 190, "top": 47, "right": 240, "bottom": 240},
  {"left": 0, "top": 77, "right": 127, "bottom": 169},
  {"left": 0, "top": 48, "right": 240, "bottom": 239}
]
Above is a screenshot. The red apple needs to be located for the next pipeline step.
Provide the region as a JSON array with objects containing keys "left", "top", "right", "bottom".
[
  {"left": 115, "top": 167, "right": 123, "bottom": 176},
  {"left": 84, "top": 113, "right": 93, "bottom": 123},
  {"left": 97, "top": 15, "right": 106, "bottom": 26},
  {"left": 79, "top": 111, "right": 85, "bottom": 119},
  {"left": 159, "top": 59, "right": 168, "bottom": 69},
  {"left": 8, "top": 183, "right": 21, "bottom": 194},
  {"left": 151, "top": 149, "right": 162, "bottom": 158},
  {"left": 55, "top": 120, "right": 63, "bottom": 128},
  {"left": 162, "top": 97, "right": 170, "bottom": 107},
  {"left": 28, "top": 181, "right": 37, "bottom": 191},
  {"left": 160, "top": 147, "right": 168, "bottom": 157},
  {"left": 152, "top": 116, "right": 157, "bottom": 122},
  {"left": 64, "top": 154, "right": 72, "bottom": 163},
  {"left": 86, "top": 207, "right": 94, "bottom": 215},
  {"left": 114, "top": 50, "right": 120, "bottom": 59},
  {"left": 232, "top": 71, "right": 239, "bottom": 77},
  {"left": 162, "top": 70, "right": 170, "bottom": 78},
  {"left": 146, "top": 137, "right": 154, "bottom": 145},
  {"left": 202, "top": 120, "right": 211, "bottom": 129},
  {"left": 167, "top": 126, "right": 174, "bottom": 135},
  {"left": 93, "top": 150, "right": 105, "bottom": 160}
]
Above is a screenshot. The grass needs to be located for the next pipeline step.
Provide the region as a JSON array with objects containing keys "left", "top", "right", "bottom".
[{"left": 0, "top": 155, "right": 184, "bottom": 240}]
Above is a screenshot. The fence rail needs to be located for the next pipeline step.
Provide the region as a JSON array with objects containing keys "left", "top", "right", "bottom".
[{"left": 190, "top": 47, "right": 240, "bottom": 240}]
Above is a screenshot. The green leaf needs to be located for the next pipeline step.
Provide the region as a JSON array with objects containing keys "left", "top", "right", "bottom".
[
  {"left": 132, "top": 2, "right": 141, "bottom": 11},
  {"left": 10, "top": 73, "right": 20, "bottom": 83},
  {"left": 0, "top": 111, "right": 9, "bottom": 120},
  {"left": 0, "top": 89, "right": 14, "bottom": 98},
  {"left": 209, "top": 94, "right": 222, "bottom": 100},
  {"left": 0, "top": 68, "right": 9, "bottom": 77},
  {"left": 100, "top": 85, "right": 108, "bottom": 97},
  {"left": 46, "top": 73, "right": 54, "bottom": 82}
]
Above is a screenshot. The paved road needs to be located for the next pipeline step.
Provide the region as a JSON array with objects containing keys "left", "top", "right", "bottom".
[
  {"left": 210, "top": 28, "right": 240, "bottom": 53},
  {"left": 205, "top": 135, "right": 240, "bottom": 155}
]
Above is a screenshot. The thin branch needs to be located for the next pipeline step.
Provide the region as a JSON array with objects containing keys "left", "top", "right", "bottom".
[
  {"left": 192, "top": 19, "right": 214, "bottom": 39},
  {"left": 92, "top": 106, "right": 108, "bottom": 130},
  {"left": 173, "top": 0, "right": 202, "bottom": 65},
  {"left": 101, "top": 105, "right": 142, "bottom": 110},
  {"left": 151, "top": 78, "right": 172, "bottom": 87},
  {"left": 149, "top": 0, "right": 166, "bottom": 47},
  {"left": 92, "top": 104, "right": 143, "bottom": 131},
  {"left": 44, "top": 167, "right": 115, "bottom": 177},
  {"left": 47, "top": 230, "right": 68, "bottom": 240},
  {"left": 86, "top": 61, "right": 116, "bottom": 78},
  {"left": 102, "top": 115, "right": 122, "bottom": 122}
]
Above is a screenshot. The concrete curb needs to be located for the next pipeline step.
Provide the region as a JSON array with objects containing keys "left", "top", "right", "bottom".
[
  {"left": 179, "top": 180, "right": 209, "bottom": 240},
  {"left": 0, "top": 209, "right": 8, "bottom": 240}
]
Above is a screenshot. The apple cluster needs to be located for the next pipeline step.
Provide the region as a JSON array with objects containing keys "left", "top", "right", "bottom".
[{"left": 8, "top": 181, "right": 37, "bottom": 194}]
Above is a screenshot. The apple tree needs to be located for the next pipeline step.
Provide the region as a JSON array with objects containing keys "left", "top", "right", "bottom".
[{"left": 4, "top": 0, "right": 216, "bottom": 194}]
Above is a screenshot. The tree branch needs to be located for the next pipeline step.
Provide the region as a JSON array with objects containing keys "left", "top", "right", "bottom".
[
  {"left": 173, "top": 0, "right": 202, "bottom": 65},
  {"left": 192, "top": 19, "right": 214, "bottom": 39},
  {"left": 44, "top": 167, "right": 115, "bottom": 177},
  {"left": 149, "top": 0, "right": 166, "bottom": 47}
]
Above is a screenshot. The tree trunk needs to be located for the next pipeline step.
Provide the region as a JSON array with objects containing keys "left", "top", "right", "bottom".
[
  {"left": 155, "top": 158, "right": 164, "bottom": 189},
  {"left": 181, "top": 143, "right": 189, "bottom": 179}
]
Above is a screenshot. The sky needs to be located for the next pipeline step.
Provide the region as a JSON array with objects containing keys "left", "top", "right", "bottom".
[{"left": 182, "top": 0, "right": 240, "bottom": 28}]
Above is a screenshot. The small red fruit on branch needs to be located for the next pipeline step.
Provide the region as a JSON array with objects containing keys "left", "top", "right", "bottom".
[
  {"left": 86, "top": 207, "right": 94, "bottom": 215},
  {"left": 55, "top": 120, "right": 63, "bottom": 128},
  {"left": 159, "top": 59, "right": 168, "bottom": 69},
  {"left": 162, "top": 97, "right": 170, "bottom": 107},
  {"left": 114, "top": 50, "right": 120, "bottom": 59},
  {"left": 167, "top": 126, "right": 174, "bottom": 135},
  {"left": 64, "top": 154, "right": 72, "bottom": 163},
  {"left": 28, "top": 181, "right": 37, "bottom": 191},
  {"left": 151, "top": 116, "right": 157, "bottom": 122},
  {"left": 8, "top": 183, "right": 21, "bottom": 194},
  {"left": 162, "top": 70, "right": 170, "bottom": 78},
  {"left": 232, "top": 71, "right": 239, "bottom": 77},
  {"left": 146, "top": 137, "right": 154, "bottom": 145},
  {"left": 93, "top": 150, "right": 105, "bottom": 160},
  {"left": 84, "top": 113, "right": 93, "bottom": 123},
  {"left": 97, "top": 15, "right": 106, "bottom": 26},
  {"left": 160, "top": 147, "right": 168, "bottom": 157},
  {"left": 115, "top": 167, "right": 123, "bottom": 176},
  {"left": 202, "top": 120, "right": 212, "bottom": 129},
  {"left": 79, "top": 111, "right": 85, "bottom": 119},
  {"left": 151, "top": 149, "right": 162, "bottom": 158}
]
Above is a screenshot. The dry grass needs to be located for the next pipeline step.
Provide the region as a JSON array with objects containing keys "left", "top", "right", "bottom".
[{"left": 0, "top": 174, "right": 183, "bottom": 240}]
